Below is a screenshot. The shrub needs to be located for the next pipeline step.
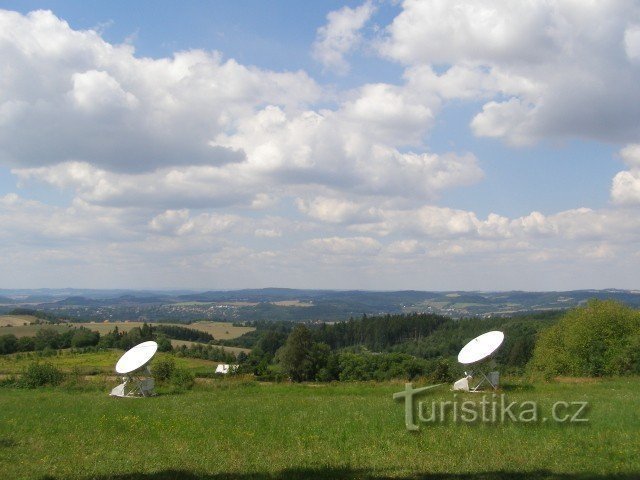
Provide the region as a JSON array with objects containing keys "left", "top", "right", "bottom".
[
  {"left": 529, "top": 300, "right": 640, "bottom": 378},
  {"left": 153, "top": 358, "right": 176, "bottom": 382},
  {"left": 19, "top": 362, "right": 64, "bottom": 388},
  {"left": 171, "top": 368, "right": 195, "bottom": 390}
]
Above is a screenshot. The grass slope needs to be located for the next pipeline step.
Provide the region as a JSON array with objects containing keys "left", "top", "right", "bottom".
[
  {"left": 169, "top": 339, "right": 250, "bottom": 355},
  {"left": 0, "top": 319, "right": 254, "bottom": 340},
  {"left": 0, "top": 379, "right": 638, "bottom": 479},
  {"left": 0, "top": 315, "right": 37, "bottom": 327},
  {"left": 0, "top": 350, "right": 218, "bottom": 376}
]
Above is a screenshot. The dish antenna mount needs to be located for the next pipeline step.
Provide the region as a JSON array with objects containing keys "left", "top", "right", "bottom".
[
  {"left": 110, "top": 341, "right": 158, "bottom": 397},
  {"left": 453, "top": 331, "right": 504, "bottom": 392}
]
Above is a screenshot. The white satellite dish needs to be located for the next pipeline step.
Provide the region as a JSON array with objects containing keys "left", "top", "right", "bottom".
[
  {"left": 453, "top": 331, "right": 504, "bottom": 392},
  {"left": 111, "top": 341, "right": 158, "bottom": 397},
  {"left": 116, "top": 341, "right": 158, "bottom": 374},
  {"left": 457, "top": 331, "right": 504, "bottom": 365}
]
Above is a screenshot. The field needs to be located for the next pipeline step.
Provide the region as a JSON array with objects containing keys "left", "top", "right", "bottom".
[
  {"left": 0, "top": 314, "right": 37, "bottom": 327},
  {"left": 169, "top": 339, "right": 250, "bottom": 355},
  {"left": 0, "top": 318, "right": 255, "bottom": 340},
  {"left": 0, "top": 378, "right": 638, "bottom": 479},
  {"left": 0, "top": 350, "right": 220, "bottom": 376},
  {"left": 185, "top": 321, "right": 254, "bottom": 340}
]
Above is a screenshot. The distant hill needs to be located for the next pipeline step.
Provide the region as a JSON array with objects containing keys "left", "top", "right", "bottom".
[{"left": 2, "top": 288, "right": 640, "bottom": 322}]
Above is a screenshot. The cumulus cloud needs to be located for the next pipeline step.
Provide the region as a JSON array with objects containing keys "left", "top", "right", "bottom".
[
  {"left": 2, "top": 9, "right": 484, "bottom": 211},
  {"left": 611, "top": 144, "right": 640, "bottom": 205},
  {"left": 0, "top": 10, "right": 319, "bottom": 173},
  {"left": 312, "top": 1, "right": 376, "bottom": 74},
  {"left": 3, "top": 7, "right": 640, "bottom": 289},
  {"left": 379, "top": 0, "right": 640, "bottom": 145}
]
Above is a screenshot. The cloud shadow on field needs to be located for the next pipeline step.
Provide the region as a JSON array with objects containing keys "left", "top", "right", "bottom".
[{"left": 38, "top": 468, "right": 640, "bottom": 480}]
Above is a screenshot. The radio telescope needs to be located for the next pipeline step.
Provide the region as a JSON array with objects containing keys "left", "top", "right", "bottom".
[
  {"left": 453, "top": 331, "right": 504, "bottom": 392},
  {"left": 110, "top": 341, "right": 158, "bottom": 397}
]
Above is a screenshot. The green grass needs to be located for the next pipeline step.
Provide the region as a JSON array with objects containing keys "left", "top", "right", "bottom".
[
  {"left": 0, "top": 378, "right": 638, "bottom": 479},
  {"left": 0, "top": 350, "right": 219, "bottom": 376}
]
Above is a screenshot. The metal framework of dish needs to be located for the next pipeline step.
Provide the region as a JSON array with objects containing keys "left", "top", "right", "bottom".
[
  {"left": 453, "top": 331, "right": 504, "bottom": 392},
  {"left": 110, "top": 341, "right": 158, "bottom": 397}
]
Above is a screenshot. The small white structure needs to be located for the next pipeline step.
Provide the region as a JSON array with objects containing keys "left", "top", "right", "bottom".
[
  {"left": 453, "top": 375, "right": 472, "bottom": 392},
  {"left": 215, "top": 364, "right": 238, "bottom": 374}
]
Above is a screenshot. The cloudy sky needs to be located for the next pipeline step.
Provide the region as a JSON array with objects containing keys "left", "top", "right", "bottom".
[{"left": 1, "top": 1, "right": 640, "bottom": 291}]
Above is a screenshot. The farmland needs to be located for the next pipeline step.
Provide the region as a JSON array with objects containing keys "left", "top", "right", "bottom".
[
  {"left": 0, "top": 378, "right": 638, "bottom": 479},
  {"left": 0, "top": 314, "right": 37, "bottom": 327},
  {"left": 0, "top": 317, "right": 254, "bottom": 340},
  {"left": 169, "top": 339, "right": 250, "bottom": 355}
]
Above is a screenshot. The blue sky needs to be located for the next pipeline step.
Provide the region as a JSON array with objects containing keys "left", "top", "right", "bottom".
[{"left": 1, "top": 1, "right": 640, "bottom": 290}]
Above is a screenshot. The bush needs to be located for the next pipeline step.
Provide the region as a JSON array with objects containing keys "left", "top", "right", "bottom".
[
  {"left": 529, "top": 300, "right": 640, "bottom": 378},
  {"left": 170, "top": 368, "right": 195, "bottom": 390},
  {"left": 153, "top": 358, "right": 176, "bottom": 382},
  {"left": 19, "top": 362, "right": 64, "bottom": 388}
]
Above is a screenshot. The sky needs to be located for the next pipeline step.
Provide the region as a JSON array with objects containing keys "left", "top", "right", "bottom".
[{"left": 1, "top": 0, "right": 640, "bottom": 291}]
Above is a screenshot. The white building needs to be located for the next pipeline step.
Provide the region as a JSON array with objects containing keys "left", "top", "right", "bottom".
[{"left": 215, "top": 364, "right": 238, "bottom": 374}]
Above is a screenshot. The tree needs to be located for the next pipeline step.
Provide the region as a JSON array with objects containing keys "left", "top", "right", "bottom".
[
  {"left": 34, "top": 328, "right": 61, "bottom": 350},
  {"left": 529, "top": 300, "right": 640, "bottom": 377},
  {"left": 278, "top": 324, "right": 319, "bottom": 382},
  {"left": 0, "top": 334, "right": 18, "bottom": 354},
  {"left": 71, "top": 328, "right": 100, "bottom": 348},
  {"left": 155, "top": 335, "right": 173, "bottom": 352}
]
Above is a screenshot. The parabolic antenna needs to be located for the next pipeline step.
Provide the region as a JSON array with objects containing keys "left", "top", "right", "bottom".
[
  {"left": 111, "top": 341, "right": 158, "bottom": 397},
  {"left": 115, "top": 341, "right": 158, "bottom": 374},
  {"left": 457, "top": 331, "right": 504, "bottom": 365}
]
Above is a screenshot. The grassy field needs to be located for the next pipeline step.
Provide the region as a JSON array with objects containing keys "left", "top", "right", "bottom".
[
  {"left": 169, "top": 339, "right": 250, "bottom": 355},
  {"left": 185, "top": 321, "right": 254, "bottom": 340},
  {"left": 0, "top": 314, "right": 37, "bottom": 327},
  {"left": 0, "top": 318, "right": 254, "bottom": 340},
  {"left": 0, "top": 378, "right": 638, "bottom": 479},
  {"left": 0, "top": 350, "right": 219, "bottom": 376}
]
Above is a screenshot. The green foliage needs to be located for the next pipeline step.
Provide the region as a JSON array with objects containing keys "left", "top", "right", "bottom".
[
  {"left": 170, "top": 367, "right": 195, "bottom": 390},
  {"left": 277, "top": 324, "right": 325, "bottom": 382},
  {"left": 334, "top": 351, "right": 433, "bottom": 381},
  {"left": 0, "top": 334, "right": 18, "bottom": 354},
  {"left": 429, "top": 358, "right": 455, "bottom": 383},
  {"left": 154, "top": 324, "right": 214, "bottom": 343},
  {"left": 155, "top": 334, "right": 173, "bottom": 352},
  {"left": 70, "top": 328, "right": 100, "bottom": 348},
  {"left": 19, "top": 362, "right": 64, "bottom": 388},
  {"left": 174, "top": 343, "right": 235, "bottom": 362},
  {"left": 529, "top": 300, "right": 640, "bottom": 377},
  {"left": 153, "top": 357, "right": 176, "bottom": 382}
]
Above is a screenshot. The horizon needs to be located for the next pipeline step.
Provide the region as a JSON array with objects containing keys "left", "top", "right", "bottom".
[{"left": 2, "top": 2, "right": 640, "bottom": 290}]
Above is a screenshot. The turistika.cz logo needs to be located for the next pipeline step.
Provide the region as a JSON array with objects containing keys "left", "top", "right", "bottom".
[{"left": 393, "top": 383, "right": 589, "bottom": 431}]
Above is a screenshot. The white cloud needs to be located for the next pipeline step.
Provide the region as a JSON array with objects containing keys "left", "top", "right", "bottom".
[
  {"left": 312, "top": 1, "right": 376, "bottom": 74},
  {"left": 624, "top": 24, "right": 640, "bottom": 61},
  {"left": 149, "top": 209, "right": 238, "bottom": 236},
  {"left": 306, "top": 236, "right": 382, "bottom": 255},
  {"left": 3, "top": 7, "right": 640, "bottom": 289},
  {"left": 611, "top": 144, "right": 640, "bottom": 205},
  {"left": 0, "top": 10, "right": 319, "bottom": 173},
  {"left": 379, "top": 0, "right": 640, "bottom": 145}
]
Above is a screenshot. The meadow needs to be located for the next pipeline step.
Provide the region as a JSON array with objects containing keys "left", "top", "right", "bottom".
[
  {"left": 0, "top": 378, "right": 638, "bottom": 479},
  {"left": 0, "top": 350, "right": 220, "bottom": 376},
  {"left": 0, "top": 317, "right": 254, "bottom": 340},
  {"left": 0, "top": 314, "right": 38, "bottom": 327}
]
